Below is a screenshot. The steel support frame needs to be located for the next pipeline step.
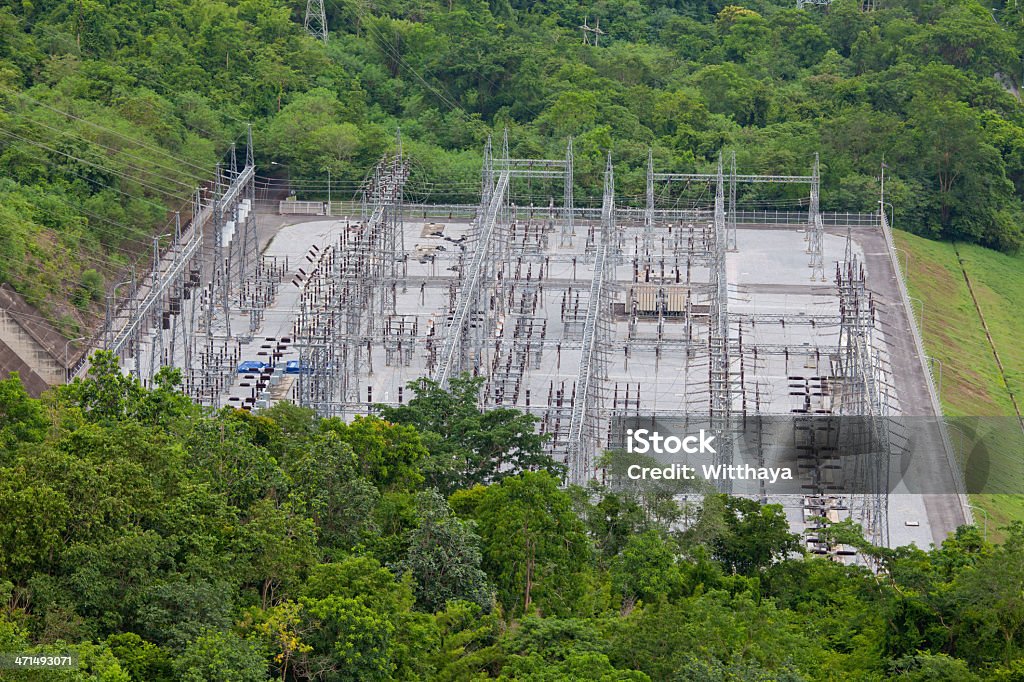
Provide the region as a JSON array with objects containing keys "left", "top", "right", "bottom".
[
  {"left": 566, "top": 154, "right": 615, "bottom": 484},
  {"left": 709, "top": 155, "right": 734, "bottom": 486},
  {"left": 107, "top": 154, "right": 256, "bottom": 389},
  {"left": 436, "top": 132, "right": 575, "bottom": 389},
  {"left": 295, "top": 145, "right": 408, "bottom": 415}
]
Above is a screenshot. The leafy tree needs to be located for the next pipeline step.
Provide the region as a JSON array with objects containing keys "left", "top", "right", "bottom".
[
  {"left": 606, "top": 589, "right": 838, "bottom": 680},
  {"left": 889, "top": 652, "right": 980, "bottom": 681},
  {"left": 248, "top": 600, "right": 313, "bottom": 682},
  {"left": 185, "top": 420, "right": 287, "bottom": 510},
  {"left": 393, "top": 489, "right": 492, "bottom": 613},
  {"left": 428, "top": 600, "right": 503, "bottom": 677},
  {"left": 174, "top": 629, "right": 268, "bottom": 682},
  {"left": 467, "top": 471, "right": 595, "bottom": 617},
  {"left": 379, "top": 374, "right": 562, "bottom": 494},
  {"left": 948, "top": 523, "right": 1024, "bottom": 665},
  {"left": 576, "top": 487, "right": 652, "bottom": 560},
  {"left": 906, "top": 92, "right": 1016, "bottom": 245},
  {"left": 0, "top": 469, "right": 71, "bottom": 586},
  {"left": 133, "top": 577, "right": 236, "bottom": 651},
  {"left": 610, "top": 530, "right": 685, "bottom": 606},
  {"left": 283, "top": 431, "right": 378, "bottom": 555},
  {"left": 499, "top": 616, "right": 650, "bottom": 681},
  {"left": 707, "top": 496, "right": 802, "bottom": 575},
  {"left": 237, "top": 499, "right": 318, "bottom": 609},
  {"left": 320, "top": 415, "right": 426, "bottom": 491},
  {"left": 0, "top": 373, "right": 47, "bottom": 453},
  {"left": 59, "top": 351, "right": 145, "bottom": 423},
  {"left": 105, "top": 632, "right": 175, "bottom": 682},
  {"left": 299, "top": 557, "right": 437, "bottom": 681}
]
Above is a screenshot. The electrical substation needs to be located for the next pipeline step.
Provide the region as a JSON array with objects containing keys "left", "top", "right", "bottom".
[{"left": 88, "top": 130, "right": 971, "bottom": 558}]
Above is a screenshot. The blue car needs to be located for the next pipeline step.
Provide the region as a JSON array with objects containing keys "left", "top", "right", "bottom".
[
  {"left": 238, "top": 360, "right": 269, "bottom": 373},
  {"left": 285, "top": 360, "right": 312, "bottom": 374}
]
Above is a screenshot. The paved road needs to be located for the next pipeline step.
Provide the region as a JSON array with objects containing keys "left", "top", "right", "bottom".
[{"left": 858, "top": 226, "right": 968, "bottom": 543}]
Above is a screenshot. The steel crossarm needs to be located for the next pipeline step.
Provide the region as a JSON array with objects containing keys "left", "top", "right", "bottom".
[
  {"left": 654, "top": 172, "right": 814, "bottom": 184},
  {"left": 216, "top": 165, "right": 255, "bottom": 214}
]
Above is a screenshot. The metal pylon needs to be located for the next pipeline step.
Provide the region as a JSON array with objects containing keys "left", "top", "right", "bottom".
[
  {"left": 561, "top": 137, "right": 575, "bottom": 247},
  {"left": 807, "top": 153, "right": 825, "bottom": 281},
  {"left": 304, "top": 0, "right": 328, "bottom": 42},
  {"left": 481, "top": 135, "right": 494, "bottom": 209},
  {"left": 728, "top": 151, "right": 738, "bottom": 251},
  {"left": 643, "top": 148, "right": 654, "bottom": 260},
  {"left": 566, "top": 152, "right": 615, "bottom": 484},
  {"left": 711, "top": 153, "right": 733, "bottom": 490}
]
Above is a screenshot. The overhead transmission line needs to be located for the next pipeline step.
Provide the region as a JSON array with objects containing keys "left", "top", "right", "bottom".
[
  {"left": 24, "top": 22, "right": 254, "bottom": 139},
  {"left": 0, "top": 128, "right": 196, "bottom": 206},
  {"left": 0, "top": 86, "right": 222, "bottom": 179},
  {"left": 4, "top": 117, "right": 202, "bottom": 193}
]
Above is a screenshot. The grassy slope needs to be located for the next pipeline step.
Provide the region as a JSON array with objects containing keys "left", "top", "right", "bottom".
[{"left": 894, "top": 230, "right": 1024, "bottom": 533}]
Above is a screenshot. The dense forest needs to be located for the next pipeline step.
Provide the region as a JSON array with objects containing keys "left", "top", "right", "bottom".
[
  {"left": 0, "top": 359, "right": 1021, "bottom": 679},
  {"left": 2, "top": 0, "right": 1024, "bottom": 330}
]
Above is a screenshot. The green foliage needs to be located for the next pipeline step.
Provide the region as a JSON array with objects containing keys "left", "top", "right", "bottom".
[
  {"left": 393, "top": 489, "right": 493, "bottom": 613},
  {"left": 706, "top": 495, "right": 803, "bottom": 575},
  {"left": 889, "top": 652, "right": 980, "bottom": 680},
  {"left": 58, "top": 351, "right": 196, "bottom": 426},
  {"left": 320, "top": 415, "right": 426, "bottom": 491},
  {"left": 610, "top": 530, "right": 686, "bottom": 605},
  {"left": 105, "top": 632, "right": 174, "bottom": 682},
  {"left": 282, "top": 430, "right": 379, "bottom": 555},
  {"left": 499, "top": 616, "right": 651, "bottom": 680},
  {"left": 299, "top": 557, "right": 437, "bottom": 681},
  {"left": 73, "top": 269, "right": 103, "bottom": 309},
  {"left": 0, "top": 369, "right": 1022, "bottom": 676},
  {"left": 380, "top": 374, "right": 563, "bottom": 495},
  {"left": 0, "top": 373, "right": 47, "bottom": 453},
  {"left": 466, "top": 471, "right": 595, "bottom": 618},
  {"left": 174, "top": 629, "right": 268, "bottom": 682}
]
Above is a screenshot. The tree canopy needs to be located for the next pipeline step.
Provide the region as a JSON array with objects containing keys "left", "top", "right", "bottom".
[
  {"left": 2, "top": 0, "right": 1024, "bottom": 330},
  {"left": 0, "top": 361, "right": 1022, "bottom": 678}
]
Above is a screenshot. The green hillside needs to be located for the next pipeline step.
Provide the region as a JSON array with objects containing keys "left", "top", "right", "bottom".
[
  {"left": 5, "top": 0, "right": 1024, "bottom": 331},
  {"left": 896, "top": 229, "right": 1024, "bottom": 531}
]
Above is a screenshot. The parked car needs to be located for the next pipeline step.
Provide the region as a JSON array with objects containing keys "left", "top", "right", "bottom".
[
  {"left": 237, "top": 360, "right": 269, "bottom": 373},
  {"left": 285, "top": 360, "right": 312, "bottom": 374}
]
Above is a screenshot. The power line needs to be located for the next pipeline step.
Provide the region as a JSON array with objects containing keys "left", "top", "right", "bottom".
[
  {"left": 21, "top": 23, "right": 249, "bottom": 142},
  {"left": 1, "top": 86, "right": 220, "bottom": 178},
  {"left": 0, "top": 135, "right": 212, "bottom": 272},
  {"left": 0, "top": 127, "right": 194, "bottom": 207},
  {"left": 5, "top": 114, "right": 203, "bottom": 192},
  {"left": 27, "top": 188, "right": 172, "bottom": 254},
  {"left": 339, "top": 0, "right": 469, "bottom": 118}
]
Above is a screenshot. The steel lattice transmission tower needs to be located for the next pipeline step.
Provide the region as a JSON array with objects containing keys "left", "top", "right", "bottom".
[{"left": 305, "top": 0, "right": 328, "bottom": 43}]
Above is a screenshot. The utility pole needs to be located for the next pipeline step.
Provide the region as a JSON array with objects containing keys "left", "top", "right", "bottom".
[{"left": 305, "top": 0, "right": 328, "bottom": 43}]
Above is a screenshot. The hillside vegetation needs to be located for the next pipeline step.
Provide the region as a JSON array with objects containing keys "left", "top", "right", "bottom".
[
  {"left": 896, "top": 228, "right": 1024, "bottom": 532},
  {"left": 3, "top": 0, "right": 1024, "bottom": 332},
  {"left": 1, "top": 361, "right": 1024, "bottom": 679}
]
